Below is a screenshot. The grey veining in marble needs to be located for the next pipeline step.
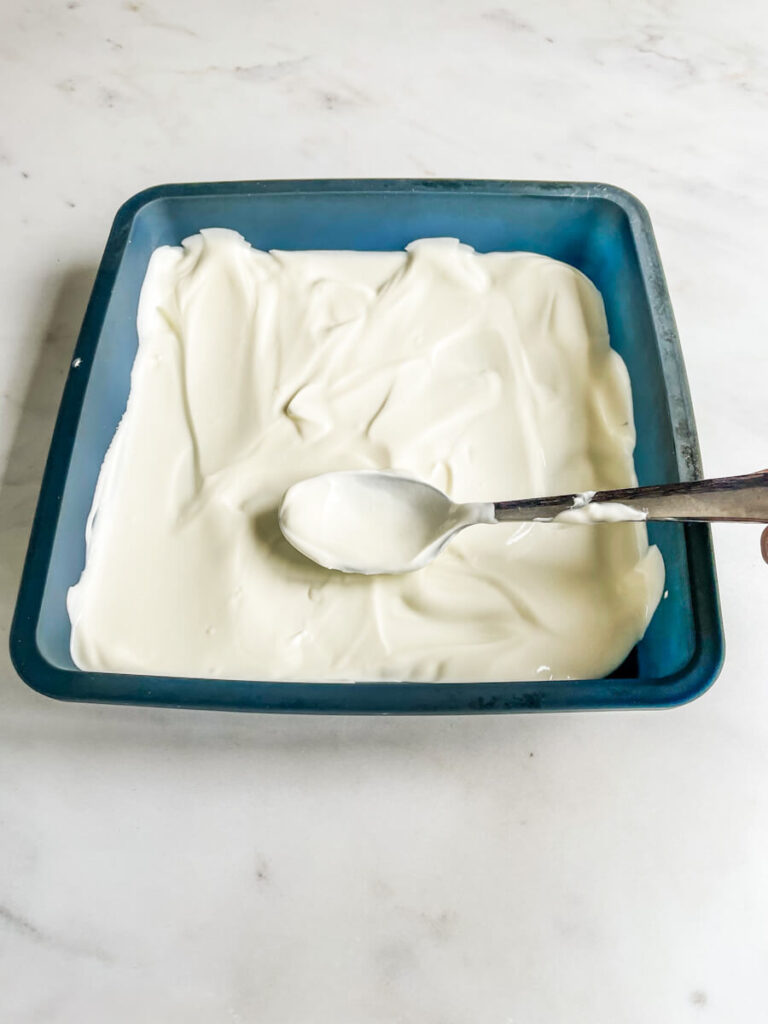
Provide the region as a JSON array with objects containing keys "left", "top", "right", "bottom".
[{"left": 1, "top": 1, "right": 767, "bottom": 1021}]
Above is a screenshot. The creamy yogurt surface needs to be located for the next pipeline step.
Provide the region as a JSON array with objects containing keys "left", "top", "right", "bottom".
[{"left": 68, "top": 229, "right": 664, "bottom": 682}]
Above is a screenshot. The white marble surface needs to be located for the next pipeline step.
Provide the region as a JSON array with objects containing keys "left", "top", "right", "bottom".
[{"left": 1, "top": 0, "right": 767, "bottom": 1020}]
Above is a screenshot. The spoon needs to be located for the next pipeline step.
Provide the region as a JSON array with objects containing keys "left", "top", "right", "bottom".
[{"left": 278, "top": 468, "right": 768, "bottom": 575}]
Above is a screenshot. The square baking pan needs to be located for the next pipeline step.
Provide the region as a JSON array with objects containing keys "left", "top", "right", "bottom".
[{"left": 10, "top": 179, "right": 723, "bottom": 713}]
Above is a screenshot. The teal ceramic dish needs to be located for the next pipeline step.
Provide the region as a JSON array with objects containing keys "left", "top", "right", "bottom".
[{"left": 10, "top": 180, "right": 723, "bottom": 713}]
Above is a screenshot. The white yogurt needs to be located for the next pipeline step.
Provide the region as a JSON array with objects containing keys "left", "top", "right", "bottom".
[
  {"left": 531, "top": 490, "right": 649, "bottom": 524},
  {"left": 68, "top": 230, "right": 664, "bottom": 682},
  {"left": 555, "top": 501, "right": 648, "bottom": 524},
  {"left": 279, "top": 470, "right": 495, "bottom": 574}
]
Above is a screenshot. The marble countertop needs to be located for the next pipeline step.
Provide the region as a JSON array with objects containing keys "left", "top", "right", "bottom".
[{"left": 1, "top": 1, "right": 767, "bottom": 1020}]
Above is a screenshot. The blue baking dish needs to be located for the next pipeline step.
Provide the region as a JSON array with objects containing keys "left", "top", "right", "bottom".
[{"left": 10, "top": 180, "right": 723, "bottom": 713}]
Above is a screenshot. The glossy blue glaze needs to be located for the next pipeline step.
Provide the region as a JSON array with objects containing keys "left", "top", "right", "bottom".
[{"left": 10, "top": 180, "right": 723, "bottom": 713}]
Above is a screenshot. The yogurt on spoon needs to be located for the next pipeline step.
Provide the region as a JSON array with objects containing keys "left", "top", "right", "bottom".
[
  {"left": 278, "top": 470, "right": 496, "bottom": 574},
  {"left": 279, "top": 470, "right": 656, "bottom": 575}
]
